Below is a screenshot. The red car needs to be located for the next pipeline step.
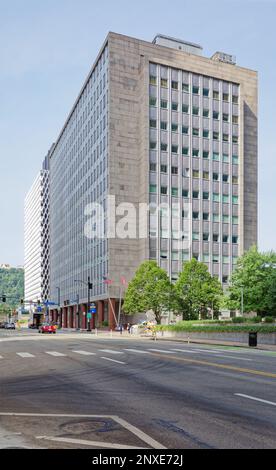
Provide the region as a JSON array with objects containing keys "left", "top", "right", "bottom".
[{"left": 38, "top": 323, "right": 57, "bottom": 334}]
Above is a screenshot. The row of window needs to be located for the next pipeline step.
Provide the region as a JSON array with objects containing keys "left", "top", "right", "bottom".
[
  {"left": 149, "top": 164, "right": 238, "bottom": 183},
  {"left": 150, "top": 144, "right": 239, "bottom": 163},
  {"left": 150, "top": 110, "right": 238, "bottom": 124},
  {"left": 149, "top": 185, "right": 239, "bottom": 203},
  {"left": 149, "top": 76, "right": 239, "bottom": 103},
  {"left": 151, "top": 124, "right": 238, "bottom": 142},
  {"left": 149, "top": 97, "right": 239, "bottom": 118},
  {"left": 153, "top": 230, "right": 239, "bottom": 245},
  {"left": 157, "top": 251, "right": 238, "bottom": 264}
]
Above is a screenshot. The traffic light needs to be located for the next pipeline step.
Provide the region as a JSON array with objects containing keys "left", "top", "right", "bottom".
[
  {"left": 20, "top": 299, "right": 24, "bottom": 305},
  {"left": 2, "top": 295, "right": 6, "bottom": 303}
]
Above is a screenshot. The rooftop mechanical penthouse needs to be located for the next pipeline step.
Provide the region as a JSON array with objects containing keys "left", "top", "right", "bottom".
[{"left": 49, "top": 32, "right": 258, "bottom": 329}]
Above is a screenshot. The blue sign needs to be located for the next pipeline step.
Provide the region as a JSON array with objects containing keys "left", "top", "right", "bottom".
[
  {"left": 89, "top": 309, "right": 97, "bottom": 314},
  {"left": 37, "top": 306, "right": 42, "bottom": 312}
]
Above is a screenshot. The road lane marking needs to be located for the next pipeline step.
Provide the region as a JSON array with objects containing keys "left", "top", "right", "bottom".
[
  {"left": 36, "top": 436, "right": 146, "bottom": 449},
  {"left": 72, "top": 351, "right": 96, "bottom": 356},
  {"left": 171, "top": 349, "right": 200, "bottom": 354},
  {"left": 235, "top": 394, "right": 276, "bottom": 407},
  {"left": 99, "top": 349, "right": 124, "bottom": 355},
  {"left": 124, "top": 349, "right": 150, "bottom": 354},
  {"left": 213, "top": 355, "right": 252, "bottom": 362},
  {"left": 148, "top": 349, "right": 175, "bottom": 354},
  {"left": 16, "top": 353, "right": 35, "bottom": 358},
  {"left": 100, "top": 357, "right": 126, "bottom": 365},
  {"left": 193, "top": 348, "right": 221, "bottom": 354},
  {"left": 45, "top": 351, "right": 67, "bottom": 357},
  {"left": 113, "top": 416, "right": 166, "bottom": 450},
  {"left": 149, "top": 353, "right": 276, "bottom": 378}
]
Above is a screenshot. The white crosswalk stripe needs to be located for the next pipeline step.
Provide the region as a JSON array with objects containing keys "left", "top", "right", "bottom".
[
  {"left": 72, "top": 351, "right": 96, "bottom": 356},
  {"left": 16, "top": 353, "right": 35, "bottom": 358},
  {"left": 45, "top": 351, "right": 67, "bottom": 357},
  {"left": 124, "top": 349, "right": 150, "bottom": 354},
  {"left": 99, "top": 349, "right": 124, "bottom": 355}
]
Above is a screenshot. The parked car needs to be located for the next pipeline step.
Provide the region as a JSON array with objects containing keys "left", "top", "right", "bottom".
[
  {"left": 28, "top": 323, "right": 38, "bottom": 329},
  {"left": 0, "top": 322, "right": 7, "bottom": 329},
  {"left": 5, "top": 322, "right": 15, "bottom": 330},
  {"left": 38, "top": 323, "right": 57, "bottom": 334}
]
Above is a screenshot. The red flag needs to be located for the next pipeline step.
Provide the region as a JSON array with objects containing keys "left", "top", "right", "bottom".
[
  {"left": 121, "top": 276, "right": 127, "bottom": 286},
  {"left": 103, "top": 276, "right": 113, "bottom": 285}
]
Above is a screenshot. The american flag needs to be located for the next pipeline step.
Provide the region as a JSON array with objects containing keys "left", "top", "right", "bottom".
[{"left": 103, "top": 276, "right": 113, "bottom": 285}]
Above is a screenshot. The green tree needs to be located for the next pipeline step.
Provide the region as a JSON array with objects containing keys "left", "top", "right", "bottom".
[
  {"left": 175, "top": 259, "right": 223, "bottom": 320},
  {"left": 228, "top": 246, "right": 276, "bottom": 316},
  {"left": 0, "top": 268, "right": 24, "bottom": 307},
  {"left": 123, "top": 261, "right": 173, "bottom": 324}
]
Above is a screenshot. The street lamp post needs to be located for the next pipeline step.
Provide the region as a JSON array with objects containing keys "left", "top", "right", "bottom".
[
  {"left": 74, "top": 277, "right": 93, "bottom": 332},
  {"left": 56, "top": 287, "right": 61, "bottom": 327}
]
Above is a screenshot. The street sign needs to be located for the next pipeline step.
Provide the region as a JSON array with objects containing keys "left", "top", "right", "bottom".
[{"left": 87, "top": 313, "right": 92, "bottom": 320}]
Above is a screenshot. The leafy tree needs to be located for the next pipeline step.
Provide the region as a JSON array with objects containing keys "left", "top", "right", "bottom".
[
  {"left": 175, "top": 259, "right": 223, "bottom": 320},
  {"left": 228, "top": 246, "right": 276, "bottom": 316},
  {"left": 0, "top": 268, "right": 24, "bottom": 307},
  {"left": 123, "top": 261, "right": 174, "bottom": 324}
]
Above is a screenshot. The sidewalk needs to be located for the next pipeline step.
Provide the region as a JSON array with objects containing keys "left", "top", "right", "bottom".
[{"left": 155, "top": 336, "right": 276, "bottom": 352}]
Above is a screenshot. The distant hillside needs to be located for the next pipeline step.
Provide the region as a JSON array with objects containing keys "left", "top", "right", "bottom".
[{"left": 0, "top": 267, "right": 24, "bottom": 306}]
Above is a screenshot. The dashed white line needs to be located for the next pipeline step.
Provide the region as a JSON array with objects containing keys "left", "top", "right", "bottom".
[
  {"left": 235, "top": 394, "right": 276, "bottom": 407},
  {"left": 45, "top": 351, "right": 67, "bottom": 357},
  {"left": 72, "top": 351, "right": 96, "bottom": 356},
  {"left": 99, "top": 349, "right": 124, "bottom": 355},
  {"left": 148, "top": 349, "right": 175, "bottom": 354},
  {"left": 16, "top": 353, "right": 35, "bottom": 358},
  {"left": 171, "top": 349, "right": 200, "bottom": 354},
  {"left": 124, "top": 349, "right": 150, "bottom": 354},
  {"left": 100, "top": 357, "right": 126, "bottom": 365}
]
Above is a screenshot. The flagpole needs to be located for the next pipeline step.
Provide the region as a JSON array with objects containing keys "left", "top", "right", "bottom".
[{"left": 118, "top": 286, "right": 122, "bottom": 326}]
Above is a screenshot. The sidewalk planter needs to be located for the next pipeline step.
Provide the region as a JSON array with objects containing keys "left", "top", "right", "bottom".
[{"left": 156, "top": 331, "right": 276, "bottom": 346}]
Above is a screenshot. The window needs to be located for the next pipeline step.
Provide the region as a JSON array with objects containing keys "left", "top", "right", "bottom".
[
  {"left": 223, "top": 134, "right": 229, "bottom": 142},
  {"left": 213, "top": 193, "right": 220, "bottom": 202},
  {"left": 182, "top": 147, "right": 189, "bottom": 156},
  {"left": 232, "top": 95, "right": 239, "bottom": 104},
  {"left": 172, "top": 145, "right": 178, "bottom": 154},
  {"left": 232, "top": 135, "right": 239, "bottom": 144},
  {"left": 233, "top": 155, "right": 239, "bottom": 164},
  {"left": 193, "top": 232, "right": 200, "bottom": 241},
  {"left": 223, "top": 194, "right": 229, "bottom": 203},
  {"left": 203, "top": 171, "right": 209, "bottom": 180},
  {"left": 213, "top": 234, "right": 219, "bottom": 242},
  {"left": 223, "top": 114, "right": 229, "bottom": 122},
  {"left": 203, "top": 129, "right": 209, "bottom": 138},
  {"left": 183, "top": 168, "right": 190, "bottom": 177},
  {"left": 193, "top": 86, "right": 199, "bottom": 94},
  {"left": 182, "top": 189, "right": 189, "bottom": 198},
  {"left": 161, "top": 78, "right": 168, "bottom": 88},
  {"left": 172, "top": 102, "right": 178, "bottom": 111},
  {"left": 213, "top": 255, "right": 219, "bottom": 263},
  {"left": 161, "top": 186, "right": 168, "bottom": 195},
  {"left": 149, "top": 184, "right": 157, "bottom": 193},
  {"left": 150, "top": 142, "right": 157, "bottom": 150},
  {"left": 182, "top": 126, "right": 189, "bottom": 135},
  {"left": 232, "top": 216, "right": 239, "bottom": 225},
  {"left": 161, "top": 143, "right": 168, "bottom": 152},
  {"left": 150, "top": 163, "right": 156, "bottom": 172},
  {"left": 203, "top": 191, "right": 209, "bottom": 200},
  {"left": 232, "top": 195, "right": 239, "bottom": 204},
  {"left": 192, "top": 149, "right": 199, "bottom": 157},
  {"left": 172, "top": 187, "right": 179, "bottom": 197},
  {"left": 182, "top": 83, "right": 189, "bottom": 93},
  {"left": 193, "top": 254, "right": 199, "bottom": 261},
  {"left": 182, "top": 210, "right": 189, "bottom": 218},
  {"left": 223, "top": 154, "right": 229, "bottom": 163},
  {"left": 223, "top": 93, "right": 229, "bottom": 102},
  {"left": 150, "top": 75, "right": 157, "bottom": 85},
  {"left": 172, "top": 123, "right": 178, "bottom": 132},
  {"left": 182, "top": 104, "right": 189, "bottom": 113},
  {"left": 193, "top": 170, "right": 199, "bottom": 178},
  {"left": 203, "top": 212, "right": 209, "bottom": 221},
  {"left": 203, "top": 88, "right": 209, "bottom": 97},
  {"left": 213, "top": 132, "right": 219, "bottom": 141},
  {"left": 203, "top": 233, "right": 209, "bottom": 241},
  {"left": 193, "top": 106, "right": 199, "bottom": 115},
  {"left": 203, "top": 109, "right": 209, "bottom": 118},
  {"left": 222, "top": 276, "right": 229, "bottom": 284},
  {"left": 213, "top": 111, "right": 219, "bottom": 120},
  {"left": 223, "top": 215, "right": 229, "bottom": 223},
  {"left": 213, "top": 152, "right": 220, "bottom": 161},
  {"left": 232, "top": 236, "right": 239, "bottom": 244},
  {"left": 213, "top": 173, "right": 219, "bottom": 181},
  {"left": 161, "top": 99, "right": 168, "bottom": 109},
  {"left": 233, "top": 256, "right": 238, "bottom": 265},
  {"left": 172, "top": 166, "right": 178, "bottom": 175},
  {"left": 161, "top": 121, "right": 168, "bottom": 130},
  {"left": 172, "top": 251, "right": 179, "bottom": 261},
  {"left": 203, "top": 151, "right": 209, "bottom": 159},
  {"left": 203, "top": 254, "right": 210, "bottom": 262},
  {"left": 233, "top": 115, "right": 239, "bottom": 124},
  {"left": 161, "top": 164, "right": 167, "bottom": 173},
  {"left": 160, "top": 251, "right": 168, "bottom": 259},
  {"left": 193, "top": 128, "right": 199, "bottom": 136},
  {"left": 193, "top": 191, "right": 199, "bottom": 199},
  {"left": 149, "top": 97, "right": 157, "bottom": 106},
  {"left": 172, "top": 80, "right": 179, "bottom": 90},
  {"left": 213, "top": 90, "right": 219, "bottom": 100},
  {"left": 150, "top": 119, "right": 157, "bottom": 128},
  {"left": 223, "top": 174, "right": 229, "bottom": 183},
  {"left": 223, "top": 235, "right": 229, "bottom": 243},
  {"left": 183, "top": 251, "right": 189, "bottom": 261},
  {"left": 193, "top": 211, "right": 199, "bottom": 220},
  {"left": 213, "top": 213, "right": 220, "bottom": 222}
]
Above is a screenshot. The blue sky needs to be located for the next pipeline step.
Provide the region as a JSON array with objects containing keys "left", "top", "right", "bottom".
[{"left": 0, "top": 0, "right": 275, "bottom": 265}]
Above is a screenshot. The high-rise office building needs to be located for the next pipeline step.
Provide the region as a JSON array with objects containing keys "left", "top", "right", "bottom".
[
  {"left": 49, "top": 32, "right": 258, "bottom": 328},
  {"left": 24, "top": 155, "right": 50, "bottom": 303}
]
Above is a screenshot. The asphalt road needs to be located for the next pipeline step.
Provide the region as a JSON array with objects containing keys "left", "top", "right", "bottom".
[{"left": 0, "top": 330, "right": 276, "bottom": 449}]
